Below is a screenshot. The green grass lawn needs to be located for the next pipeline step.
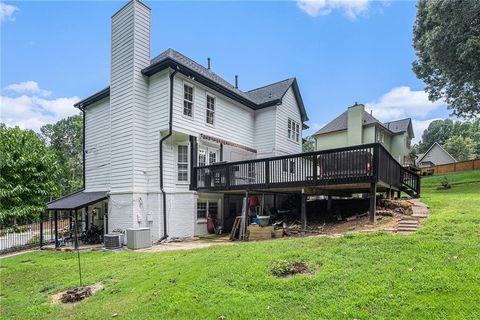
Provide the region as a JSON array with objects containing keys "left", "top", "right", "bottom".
[{"left": 1, "top": 171, "right": 479, "bottom": 320}]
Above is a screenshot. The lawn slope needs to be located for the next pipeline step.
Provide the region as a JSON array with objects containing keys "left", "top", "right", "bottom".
[{"left": 1, "top": 171, "right": 479, "bottom": 319}]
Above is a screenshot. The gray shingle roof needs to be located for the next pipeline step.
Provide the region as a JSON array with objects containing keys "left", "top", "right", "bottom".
[
  {"left": 150, "top": 48, "right": 255, "bottom": 103},
  {"left": 384, "top": 118, "right": 412, "bottom": 134},
  {"left": 314, "top": 109, "right": 412, "bottom": 137},
  {"left": 246, "top": 78, "right": 295, "bottom": 105},
  {"left": 313, "top": 110, "right": 381, "bottom": 135},
  {"left": 76, "top": 48, "right": 307, "bottom": 121},
  {"left": 47, "top": 191, "right": 108, "bottom": 210}
]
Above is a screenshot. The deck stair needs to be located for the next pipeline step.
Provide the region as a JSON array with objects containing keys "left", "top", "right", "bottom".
[{"left": 395, "top": 199, "right": 430, "bottom": 234}]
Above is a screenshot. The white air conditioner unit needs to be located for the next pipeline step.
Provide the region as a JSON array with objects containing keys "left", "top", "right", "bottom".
[
  {"left": 126, "top": 228, "right": 151, "bottom": 250},
  {"left": 104, "top": 234, "right": 123, "bottom": 249}
]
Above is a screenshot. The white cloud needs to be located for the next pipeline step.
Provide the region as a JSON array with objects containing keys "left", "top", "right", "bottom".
[
  {"left": 297, "top": 0, "right": 372, "bottom": 19},
  {"left": 0, "top": 81, "right": 80, "bottom": 132},
  {"left": 365, "top": 86, "right": 446, "bottom": 121},
  {"left": 305, "top": 122, "right": 326, "bottom": 136},
  {"left": 4, "top": 81, "right": 52, "bottom": 97},
  {"left": 0, "top": 2, "right": 19, "bottom": 22}
]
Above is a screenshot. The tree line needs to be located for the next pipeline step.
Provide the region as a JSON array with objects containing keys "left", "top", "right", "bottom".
[{"left": 0, "top": 114, "right": 83, "bottom": 226}]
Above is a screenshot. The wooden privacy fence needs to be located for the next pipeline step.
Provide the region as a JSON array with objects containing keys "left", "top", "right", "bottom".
[{"left": 421, "top": 159, "right": 480, "bottom": 175}]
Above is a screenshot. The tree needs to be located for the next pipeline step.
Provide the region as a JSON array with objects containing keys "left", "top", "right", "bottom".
[
  {"left": 412, "top": 0, "right": 480, "bottom": 118},
  {"left": 414, "top": 118, "right": 480, "bottom": 156},
  {"left": 40, "top": 114, "right": 83, "bottom": 195},
  {"left": 0, "top": 124, "right": 59, "bottom": 225},
  {"left": 302, "top": 135, "right": 315, "bottom": 152},
  {"left": 443, "top": 136, "right": 477, "bottom": 161}
]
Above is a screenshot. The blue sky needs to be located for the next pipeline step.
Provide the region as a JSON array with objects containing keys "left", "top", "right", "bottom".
[{"left": 1, "top": 0, "right": 451, "bottom": 142}]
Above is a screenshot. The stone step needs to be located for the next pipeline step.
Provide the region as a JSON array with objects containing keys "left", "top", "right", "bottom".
[
  {"left": 412, "top": 213, "right": 429, "bottom": 218},
  {"left": 397, "top": 226, "right": 418, "bottom": 231},
  {"left": 398, "top": 222, "right": 419, "bottom": 226}
]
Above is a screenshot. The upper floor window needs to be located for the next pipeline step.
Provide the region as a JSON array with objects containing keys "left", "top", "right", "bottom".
[
  {"left": 206, "top": 94, "right": 215, "bottom": 125},
  {"left": 177, "top": 145, "right": 189, "bottom": 182},
  {"left": 375, "top": 128, "right": 385, "bottom": 144},
  {"left": 183, "top": 84, "right": 194, "bottom": 117},
  {"left": 288, "top": 118, "right": 300, "bottom": 142}
]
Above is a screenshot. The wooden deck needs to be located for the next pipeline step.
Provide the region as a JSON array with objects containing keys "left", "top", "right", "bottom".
[{"left": 192, "top": 143, "right": 420, "bottom": 197}]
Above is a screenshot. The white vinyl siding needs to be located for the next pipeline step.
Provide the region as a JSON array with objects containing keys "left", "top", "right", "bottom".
[
  {"left": 275, "top": 87, "right": 303, "bottom": 155},
  {"left": 84, "top": 98, "right": 111, "bottom": 191},
  {"left": 254, "top": 107, "right": 276, "bottom": 158},
  {"left": 172, "top": 75, "right": 255, "bottom": 152}
]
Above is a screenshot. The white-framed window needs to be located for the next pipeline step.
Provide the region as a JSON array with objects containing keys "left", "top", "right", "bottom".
[
  {"left": 177, "top": 145, "right": 189, "bottom": 182},
  {"left": 198, "top": 149, "right": 206, "bottom": 167},
  {"left": 183, "top": 83, "right": 194, "bottom": 117},
  {"left": 197, "top": 202, "right": 207, "bottom": 219},
  {"left": 288, "top": 118, "right": 300, "bottom": 142},
  {"left": 197, "top": 200, "right": 218, "bottom": 220},
  {"left": 206, "top": 94, "right": 215, "bottom": 125},
  {"left": 209, "top": 151, "right": 217, "bottom": 164}
]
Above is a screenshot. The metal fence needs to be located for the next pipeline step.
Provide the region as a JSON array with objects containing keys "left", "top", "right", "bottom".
[{"left": 0, "top": 215, "right": 69, "bottom": 254}]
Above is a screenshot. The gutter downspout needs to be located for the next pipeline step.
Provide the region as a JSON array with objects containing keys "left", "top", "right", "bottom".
[{"left": 159, "top": 67, "right": 178, "bottom": 241}]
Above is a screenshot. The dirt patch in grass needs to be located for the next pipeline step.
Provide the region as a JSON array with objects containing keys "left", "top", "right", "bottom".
[
  {"left": 270, "top": 260, "right": 312, "bottom": 277},
  {"left": 51, "top": 283, "right": 104, "bottom": 305}
]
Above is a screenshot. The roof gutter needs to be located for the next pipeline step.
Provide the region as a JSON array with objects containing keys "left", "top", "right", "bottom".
[{"left": 159, "top": 67, "right": 179, "bottom": 241}]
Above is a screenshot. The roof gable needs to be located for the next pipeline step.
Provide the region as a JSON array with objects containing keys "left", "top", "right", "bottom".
[{"left": 417, "top": 142, "right": 457, "bottom": 163}]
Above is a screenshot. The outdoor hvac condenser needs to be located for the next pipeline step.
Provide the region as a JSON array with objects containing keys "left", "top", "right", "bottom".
[{"left": 126, "top": 228, "right": 152, "bottom": 250}]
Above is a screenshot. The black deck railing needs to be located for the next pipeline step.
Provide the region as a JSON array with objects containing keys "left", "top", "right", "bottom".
[{"left": 193, "top": 143, "right": 420, "bottom": 195}]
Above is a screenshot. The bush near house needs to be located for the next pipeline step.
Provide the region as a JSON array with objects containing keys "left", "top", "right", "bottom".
[{"left": 1, "top": 171, "right": 479, "bottom": 319}]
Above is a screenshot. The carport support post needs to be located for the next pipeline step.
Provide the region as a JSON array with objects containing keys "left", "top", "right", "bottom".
[
  {"left": 54, "top": 210, "right": 59, "bottom": 248},
  {"left": 40, "top": 211, "right": 44, "bottom": 249},
  {"left": 369, "top": 182, "right": 377, "bottom": 224},
  {"left": 301, "top": 190, "right": 307, "bottom": 230},
  {"left": 327, "top": 195, "right": 332, "bottom": 211},
  {"left": 74, "top": 210, "right": 79, "bottom": 250}
]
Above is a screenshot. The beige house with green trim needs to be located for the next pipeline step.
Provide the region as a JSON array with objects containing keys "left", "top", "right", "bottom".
[{"left": 313, "top": 103, "right": 414, "bottom": 165}]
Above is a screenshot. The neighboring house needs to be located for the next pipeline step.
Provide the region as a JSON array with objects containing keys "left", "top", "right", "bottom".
[
  {"left": 47, "top": 0, "right": 307, "bottom": 241},
  {"left": 416, "top": 142, "right": 457, "bottom": 168},
  {"left": 313, "top": 103, "right": 414, "bottom": 165}
]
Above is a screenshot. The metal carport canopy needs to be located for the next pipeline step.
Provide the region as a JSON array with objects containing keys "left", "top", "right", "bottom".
[{"left": 47, "top": 191, "right": 108, "bottom": 210}]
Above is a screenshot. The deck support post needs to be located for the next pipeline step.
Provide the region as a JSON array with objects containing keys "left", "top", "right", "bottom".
[
  {"left": 327, "top": 195, "right": 332, "bottom": 211},
  {"left": 301, "top": 190, "right": 307, "bottom": 230},
  {"left": 397, "top": 190, "right": 401, "bottom": 199},
  {"left": 369, "top": 182, "right": 377, "bottom": 224},
  {"left": 54, "top": 210, "right": 59, "bottom": 248}
]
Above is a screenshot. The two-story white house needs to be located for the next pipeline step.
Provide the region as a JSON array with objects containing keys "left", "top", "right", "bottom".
[{"left": 47, "top": 0, "right": 308, "bottom": 241}]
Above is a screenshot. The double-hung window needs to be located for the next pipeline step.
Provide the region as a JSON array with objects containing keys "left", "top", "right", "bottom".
[
  {"left": 288, "top": 118, "right": 300, "bottom": 142},
  {"left": 209, "top": 151, "right": 217, "bottom": 164},
  {"left": 197, "top": 202, "right": 207, "bottom": 219},
  {"left": 183, "top": 84, "right": 194, "bottom": 117},
  {"left": 206, "top": 94, "right": 215, "bottom": 125},
  {"left": 177, "top": 145, "right": 189, "bottom": 182}
]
